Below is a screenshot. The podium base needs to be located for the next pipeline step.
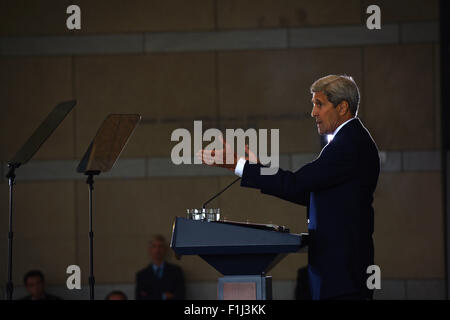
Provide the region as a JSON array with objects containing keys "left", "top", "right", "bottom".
[{"left": 218, "top": 275, "right": 272, "bottom": 300}]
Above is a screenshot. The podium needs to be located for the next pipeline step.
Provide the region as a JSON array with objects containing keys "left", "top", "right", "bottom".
[{"left": 171, "top": 217, "right": 307, "bottom": 300}]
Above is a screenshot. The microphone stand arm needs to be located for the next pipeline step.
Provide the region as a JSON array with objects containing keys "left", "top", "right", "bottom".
[{"left": 202, "top": 177, "right": 241, "bottom": 209}]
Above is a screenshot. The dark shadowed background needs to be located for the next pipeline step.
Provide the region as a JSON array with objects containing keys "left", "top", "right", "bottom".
[{"left": 0, "top": 0, "right": 445, "bottom": 299}]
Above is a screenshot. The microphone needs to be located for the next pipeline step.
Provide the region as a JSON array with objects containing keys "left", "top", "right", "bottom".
[{"left": 202, "top": 177, "right": 241, "bottom": 209}]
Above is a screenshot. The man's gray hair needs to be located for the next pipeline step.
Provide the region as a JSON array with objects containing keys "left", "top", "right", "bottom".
[{"left": 310, "top": 75, "right": 360, "bottom": 116}]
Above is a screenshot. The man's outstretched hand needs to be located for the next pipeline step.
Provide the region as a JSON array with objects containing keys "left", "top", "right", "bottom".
[
  {"left": 195, "top": 135, "right": 237, "bottom": 172},
  {"left": 195, "top": 135, "right": 259, "bottom": 172}
]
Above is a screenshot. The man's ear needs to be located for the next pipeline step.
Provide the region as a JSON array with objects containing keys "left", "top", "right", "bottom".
[{"left": 338, "top": 101, "right": 350, "bottom": 115}]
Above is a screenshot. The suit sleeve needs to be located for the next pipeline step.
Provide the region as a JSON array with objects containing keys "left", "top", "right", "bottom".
[
  {"left": 173, "top": 267, "right": 186, "bottom": 300},
  {"left": 241, "top": 139, "right": 356, "bottom": 202}
]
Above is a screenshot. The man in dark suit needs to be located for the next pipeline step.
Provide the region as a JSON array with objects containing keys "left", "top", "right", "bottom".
[
  {"left": 197, "top": 75, "right": 380, "bottom": 300},
  {"left": 135, "top": 234, "right": 185, "bottom": 300}
]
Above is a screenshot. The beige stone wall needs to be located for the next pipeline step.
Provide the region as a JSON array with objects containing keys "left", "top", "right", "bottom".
[{"left": 0, "top": 0, "right": 443, "bottom": 290}]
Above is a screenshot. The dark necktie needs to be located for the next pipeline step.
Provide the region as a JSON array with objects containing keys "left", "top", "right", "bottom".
[{"left": 155, "top": 266, "right": 162, "bottom": 279}]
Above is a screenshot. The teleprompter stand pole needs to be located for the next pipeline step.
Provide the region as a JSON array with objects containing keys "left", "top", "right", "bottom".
[
  {"left": 86, "top": 170, "right": 100, "bottom": 300},
  {"left": 5, "top": 163, "right": 19, "bottom": 301}
]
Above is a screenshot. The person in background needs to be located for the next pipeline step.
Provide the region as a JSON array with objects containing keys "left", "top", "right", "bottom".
[
  {"left": 135, "top": 234, "right": 185, "bottom": 300},
  {"left": 20, "top": 270, "right": 61, "bottom": 300},
  {"left": 105, "top": 290, "right": 128, "bottom": 300},
  {"left": 295, "top": 266, "right": 311, "bottom": 300}
]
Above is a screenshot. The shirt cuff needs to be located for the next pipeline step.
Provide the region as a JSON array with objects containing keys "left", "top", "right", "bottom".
[{"left": 234, "top": 158, "right": 247, "bottom": 177}]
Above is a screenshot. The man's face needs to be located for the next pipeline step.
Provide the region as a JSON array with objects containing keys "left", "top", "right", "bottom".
[
  {"left": 311, "top": 91, "right": 342, "bottom": 135},
  {"left": 148, "top": 239, "right": 167, "bottom": 263},
  {"left": 25, "top": 276, "right": 45, "bottom": 298}
]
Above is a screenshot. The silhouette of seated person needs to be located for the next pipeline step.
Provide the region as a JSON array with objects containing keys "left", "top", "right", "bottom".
[
  {"left": 20, "top": 270, "right": 61, "bottom": 300},
  {"left": 135, "top": 235, "right": 185, "bottom": 300}
]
